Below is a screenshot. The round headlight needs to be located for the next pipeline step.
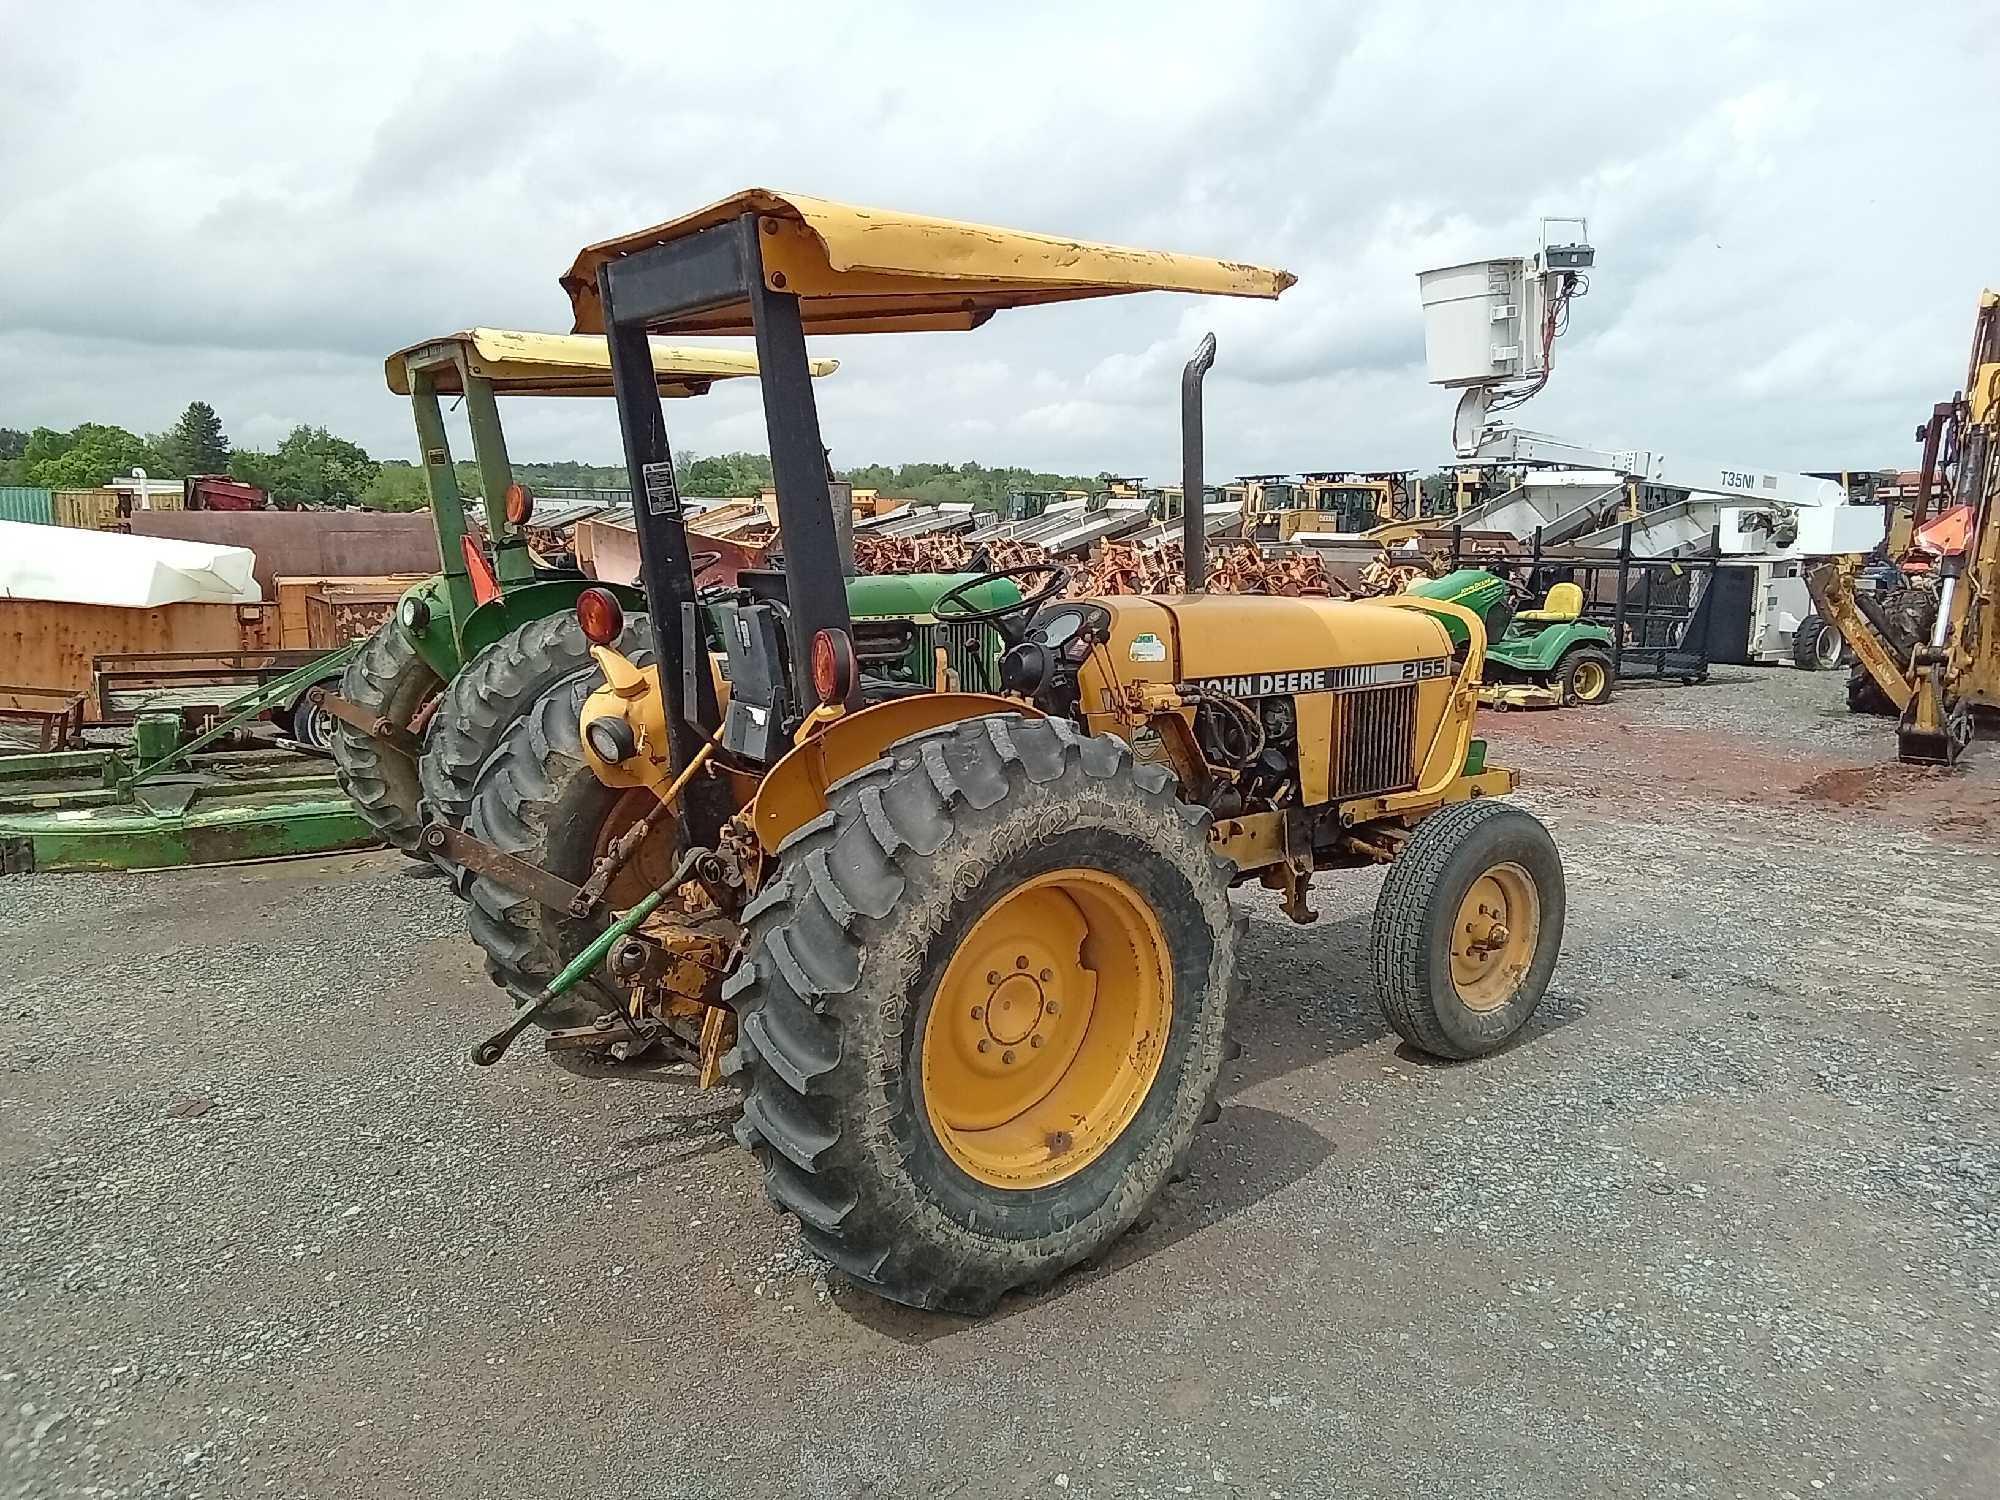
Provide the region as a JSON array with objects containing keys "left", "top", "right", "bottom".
[
  {"left": 399, "top": 595, "right": 430, "bottom": 632},
  {"left": 585, "top": 717, "right": 637, "bottom": 765}
]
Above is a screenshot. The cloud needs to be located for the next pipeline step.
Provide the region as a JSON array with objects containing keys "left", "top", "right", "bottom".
[{"left": 2, "top": 0, "right": 1995, "bottom": 485}]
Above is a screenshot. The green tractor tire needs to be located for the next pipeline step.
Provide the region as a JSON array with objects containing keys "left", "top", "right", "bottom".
[{"left": 329, "top": 621, "right": 445, "bottom": 855}]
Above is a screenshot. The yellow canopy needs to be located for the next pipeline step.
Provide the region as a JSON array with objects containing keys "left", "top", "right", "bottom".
[
  {"left": 562, "top": 189, "right": 1296, "bottom": 336},
  {"left": 384, "top": 327, "right": 836, "bottom": 398}
]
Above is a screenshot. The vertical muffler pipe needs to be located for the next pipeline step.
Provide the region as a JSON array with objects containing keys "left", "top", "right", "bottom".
[{"left": 1182, "top": 333, "right": 1217, "bottom": 592}]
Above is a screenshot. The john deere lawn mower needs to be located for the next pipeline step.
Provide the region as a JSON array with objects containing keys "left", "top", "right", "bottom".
[
  {"left": 1407, "top": 567, "right": 1616, "bottom": 707},
  {"left": 438, "top": 190, "right": 1570, "bottom": 1316}
]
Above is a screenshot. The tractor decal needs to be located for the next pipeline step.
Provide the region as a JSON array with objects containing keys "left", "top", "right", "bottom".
[{"left": 1186, "top": 657, "right": 1451, "bottom": 698}]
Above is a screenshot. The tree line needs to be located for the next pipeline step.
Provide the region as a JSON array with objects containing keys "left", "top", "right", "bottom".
[{"left": 1, "top": 406, "right": 1108, "bottom": 514}]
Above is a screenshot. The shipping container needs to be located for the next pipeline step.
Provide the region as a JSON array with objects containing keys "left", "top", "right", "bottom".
[
  {"left": 0, "top": 597, "right": 279, "bottom": 721},
  {"left": 273, "top": 575, "right": 425, "bottom": 649},
  {"left": 52, "top": 488, "right": 124, "bottom": 531},
  {"left": 0, "top": 487, "right": 54, "bottom": 526}
]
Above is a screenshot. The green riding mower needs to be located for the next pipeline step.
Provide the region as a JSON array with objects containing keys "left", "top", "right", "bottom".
[{"left": 1407, "top": 567, "right": 1616, "bottom": 707}]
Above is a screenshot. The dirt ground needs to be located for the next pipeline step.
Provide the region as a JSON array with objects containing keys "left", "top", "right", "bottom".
[{"left": 3, "top": 667, "right": 1997, "bottom": 1499}]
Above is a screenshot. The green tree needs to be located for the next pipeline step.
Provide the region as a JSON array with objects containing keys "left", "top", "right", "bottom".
[
  {"left": 23, "top": 423, "right": 155, "bottom": 489},
  {"left": 0, "top": 428, "right": 25, "bottom": 461},
  {"left": 154, "top": 401, "right": 231, "bottom": 476},
  {"left": 360, "top": 461, "right": 432, "bottom": 512},
  {"left": 680, "top": 451, "right": 773, "bottom": 498},
  {"left": 230, "top": 425, "right": 378, "bottom": 507}
]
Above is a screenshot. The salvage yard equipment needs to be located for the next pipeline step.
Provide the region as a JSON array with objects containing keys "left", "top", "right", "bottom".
[
  {"left": 1809, "top": 290, "right": 2000, "bottom": 765},
  {"left": 1406, "top": 568, "right": 1616, "bottom": 706},
  {"left": 0, "top": 645, "right": 375, "bottom": 873},
  {"left": 330, "top": 330, "right": 994, "bottom": 866},
  {"left": 328, "top": 332, "right": 822, "bottom": 854},
  {"left": 440, "top": 191, "right": 1570, "bottom": 1315}
]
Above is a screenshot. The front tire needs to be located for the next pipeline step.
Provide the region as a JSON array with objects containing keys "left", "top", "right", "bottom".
[
  {"left": 1373, "top": 799, "right": 1564, "bottom": 1060},
  {"left": 1792, "top": 613, "right": 1844, "bottom": 671},
  {"left": 728, "top": 714, "right": 1239, "bottom": 1314},
  {"left": 329, "top": 623, "right": 443, "bottom": 853}
]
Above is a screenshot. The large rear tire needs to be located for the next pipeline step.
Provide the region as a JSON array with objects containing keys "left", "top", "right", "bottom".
[
  {"left": 329, "top": 623, "right": 443, "bottom": 854},
  {"left": 419, "top": 612, "right": 655, "bottom": 859},
  {"left": 461, "top": 671, "right": 676, "bottom": 1027},
  {"left": 1846, "top": 665, "right": 1898, "bottom": 716},
  {"left": 1373, "top": 799, "right": 1564, "bottom": 1060},
  {"left": 727, "top": 714, "right": 1240, "bottom": 1314}
]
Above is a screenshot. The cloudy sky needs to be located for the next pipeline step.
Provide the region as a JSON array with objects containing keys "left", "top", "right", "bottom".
[{"left": 3, "top": 2, "right": 1995, "bottom": 485}]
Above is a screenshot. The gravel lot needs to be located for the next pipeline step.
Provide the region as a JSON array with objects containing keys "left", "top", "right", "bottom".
[{"left": 3, "top": 668, "right": 1996, "bottom": 1498}]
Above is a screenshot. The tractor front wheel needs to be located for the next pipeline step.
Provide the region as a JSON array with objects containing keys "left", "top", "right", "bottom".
[
  {"left": 728, "top": 714, "right": 1240, "bottom": 1314},
  {"left": 1372, "top": 799, "right": 1564, "bottom": 1060},
  {"left": 329, "top": 622, "right": 443, "bottom": 854},
  {"left": 461, "top": 672, "right": 677, "bottom": 1026}
]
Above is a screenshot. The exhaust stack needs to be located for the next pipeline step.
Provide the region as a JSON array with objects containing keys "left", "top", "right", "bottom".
[{"left": 1181, "top": 333, "right": 1217, "bottom": 592}]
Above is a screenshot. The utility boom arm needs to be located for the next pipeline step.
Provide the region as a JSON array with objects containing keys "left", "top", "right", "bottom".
[{"left": 1466, "top": 429, "right": 1851, "bottom": 509}]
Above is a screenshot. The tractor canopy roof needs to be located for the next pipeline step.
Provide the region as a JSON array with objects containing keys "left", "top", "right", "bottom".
[
  {"left": 383, "top": 327, "right": 836, "bottom": 399},
  {"left": 561, "top": 189, "right": 1296, "bottom": 336}
]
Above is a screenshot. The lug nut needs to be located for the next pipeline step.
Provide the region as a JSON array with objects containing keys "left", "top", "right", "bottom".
[
  {"left": 1031, "top": 1035, "right": 1044, "bottom": 1049},
  {"left": 1039, "top": 968, "right": 1053, "bottom": 982},
  {"left": 1046, "top": 1001, "right": 1060, "bottom": 1016},
  {"left": 971, "top": 1006, "right": 983, "bottom": 1019},
  {"left": 1015, "top": 955, "right": 1029, "bottom": 970},
  {"left": 977, "top": 1039, "right": 991, "bottom": 1053},
  {"left": 1002, "top": 1049, "right": 1015, "bottom": 1064},
  {"left": 986, "top": 970, "right": 1000, "bottom": 984}
]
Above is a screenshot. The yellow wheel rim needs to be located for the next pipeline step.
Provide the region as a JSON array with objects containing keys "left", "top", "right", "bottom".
[
  {"left": 1572, "top": 660, "right": 1608, "bottom": 702},
  {"left": 1448, "top": 861, "right": 1540, "bottom": 1012},
  {"left": 921, "top": 867, "right": 1172, "bottom": 1190}
]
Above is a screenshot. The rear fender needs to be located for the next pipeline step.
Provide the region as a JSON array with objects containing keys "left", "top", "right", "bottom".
[{"left": 751, "top": 693, "right": 1043, "bottom": 853}]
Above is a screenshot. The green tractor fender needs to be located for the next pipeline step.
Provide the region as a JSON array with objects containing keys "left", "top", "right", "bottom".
[{"left": 388, "top": 574, "right": 647, "bottom": 681}]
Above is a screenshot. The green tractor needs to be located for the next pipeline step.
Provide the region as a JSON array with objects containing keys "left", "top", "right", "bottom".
[
  {"left": 1407, "top": 567, "right": 1616, "bottom": 707},
  {"left": 326, "top": 328, "right": 1013, "bottom": 862}
]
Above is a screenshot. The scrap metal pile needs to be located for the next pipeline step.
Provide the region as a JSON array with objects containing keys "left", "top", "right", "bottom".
[{"left": 853, "top": 532, "right": 1437, "bottom": 600}]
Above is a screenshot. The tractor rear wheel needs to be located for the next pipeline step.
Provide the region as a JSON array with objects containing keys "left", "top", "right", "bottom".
[
  {"left": 1792, "top": 613, "right": 1844, "bottom": 671},
  {"left": 728, "top": 714, "right": 1240, "bottom": 1314},
  {"left": 1557, "top": 645, "right": 1615, "bottom": 706},
  {"left": 329, "top": 622, "right": 443, "bottom": 854},
  {"left": 1372, "top": 799, "right": 1564, "bottom": 1060},
  {"left": 419, "top": 611, "right": 654, "bottom": 866},
  {"left": 461, "top": 671, "right": 677, "bottom": 1026}
]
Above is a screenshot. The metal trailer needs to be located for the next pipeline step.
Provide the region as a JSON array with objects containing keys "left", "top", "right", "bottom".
[{"left": 0, "top": 645, "right": 376, "bottom": 874}]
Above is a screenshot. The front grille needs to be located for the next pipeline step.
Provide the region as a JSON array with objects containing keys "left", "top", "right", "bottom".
[
  {"left": 910, "top": 621, "right": 1002, "bottom": 692},
  {"left": 1332, "top": 683, "right": 1417, "bottom": 799}
]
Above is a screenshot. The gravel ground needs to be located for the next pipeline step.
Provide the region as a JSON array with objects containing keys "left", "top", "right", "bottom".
[{"left": 3, "top": 668, "right": 1996, "bottom": 1498}]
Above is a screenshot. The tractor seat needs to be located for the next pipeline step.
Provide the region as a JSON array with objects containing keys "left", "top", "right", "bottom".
[{"left": 1515, "top": 582, "right": 1584, "bottom": 623}]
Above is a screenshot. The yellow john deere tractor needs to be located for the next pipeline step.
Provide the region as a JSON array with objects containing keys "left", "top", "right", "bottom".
[{"left": 455, "top": 191, "right": 1568, "bottom": 1313}]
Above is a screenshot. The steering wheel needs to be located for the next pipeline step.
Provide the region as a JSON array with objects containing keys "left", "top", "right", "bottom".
[{"left": 932, "top": 564, "right": 1072, "bottom": 644}]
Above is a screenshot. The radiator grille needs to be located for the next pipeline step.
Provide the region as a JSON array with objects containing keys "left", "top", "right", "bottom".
[
  {"left": 910, "top": 621, "right": 1002, "bottom": 691},
  {"left": 1332, "top": 684, "right": 1417, "bottom": 799}
]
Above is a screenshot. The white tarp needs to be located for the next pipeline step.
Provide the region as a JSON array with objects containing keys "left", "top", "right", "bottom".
[{"left": 0, "top": 519, "right": 260, "bottom": 607}]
